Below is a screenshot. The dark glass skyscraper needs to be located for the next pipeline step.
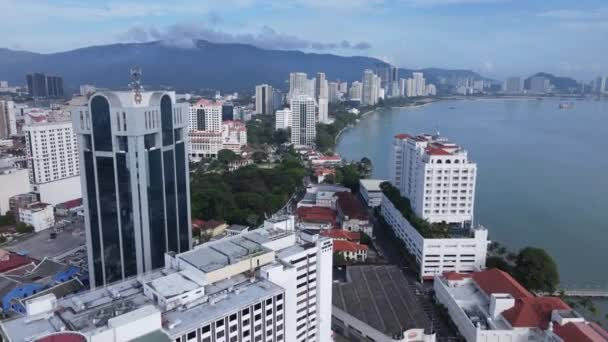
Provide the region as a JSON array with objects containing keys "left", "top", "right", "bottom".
[
  {"left": 26, "top": 73, "right": 64, "bottom": 98},
  {"left": 71, "top": 90, "right": 191, "bottom": 287}
]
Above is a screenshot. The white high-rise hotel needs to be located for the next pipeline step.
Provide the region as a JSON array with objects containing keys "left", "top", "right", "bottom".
[
  {"left": 290, "top": 95, "right": 316, "bottom": 146},
  {"left": 390, "top": 133, "right": 477, "bottom": 227}
]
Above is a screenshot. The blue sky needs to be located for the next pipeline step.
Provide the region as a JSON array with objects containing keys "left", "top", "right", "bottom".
[{"left": 2, "top": 0, "right": 607, "bottom": 79}]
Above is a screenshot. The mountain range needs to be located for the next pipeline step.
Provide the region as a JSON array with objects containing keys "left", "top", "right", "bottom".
[{"left": 0, "top": 40, "right": 485, "bottom": 93}]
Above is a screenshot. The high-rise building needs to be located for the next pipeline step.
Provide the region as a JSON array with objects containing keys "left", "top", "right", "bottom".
[
  {"left": 315, "top": 72, "right": 329, "bottom": 123},
  {"left": 390, "top": 81, "right": 400, "bottom": 98},
  {"left": 413, "top": 72, "right": 426, "bottom": 96},
  {"left": 46, "top": 75, "right": 64, "bottom": 98},
  {"left": 425, "top": 84, "right": 437, "bottom": 96},
  {"left": 362, "top": 69, "right": 380, "bottom": 106},
  {"left": 349, "top": 81, "right": 363, "bottom": 100},
  {"left": 390, "top": 133, "right": 477, "bottom": 227},
  {"left": 290, "top": 95, "right": 316, "bottom": 146},
  {"left": 26, "top": 73, "right": 48, "bottom": 98},
  {"left": 0, "top": 218, "right": 334, "bottom": 342},
  {"left": 188, "top": 99, "right": 223, "bottom": 158},
  {"left": 222, "top": 102, "right": 234, "bottom": 121},
  {"left": 0, "top": 100, "right": 17, "bottom": 139},
  {"left": 26, "top": 73, "right": 64, "bottom": 98},
  {"left": 338, "top": 81, "right": 348, "bottom": 94},
  {"left": 24, "top": 115, "right": 81, "bottom": 205},
  {"left": 272, "top": 89, "right": 284, "bottom": 111},
  {"left": 255, "top": 84, "right": 273, "bottom": 115},
  {"left": 70, "top": 90, "right": 191, "bottom": 287},
  {"left": 288, "top": 72, "right": 309, "bottom": 101},
  {"left": 221, "top": 120, "right": 247, "bottom": 153},
  {"left": 275, "top": 108, "right": 293, "bottom": 130},
  {"left": 399, "top": 78, "right": 407, "bottom": 97},
  {"left": 504, "top": 77, "right": 522, "bottom": 94},
  {"left": 529, "top": 76, "right": 550, "bottom": 93},
  {"left": 375, "top": 64, "right": 390, "bottom": 91},
  {"left": 328, "top": 82, "right": 340, "bottom": 103}
]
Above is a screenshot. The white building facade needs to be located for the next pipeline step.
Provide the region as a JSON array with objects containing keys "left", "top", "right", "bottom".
[
  {"left": 381, "top": 193, "right": 488, "bottom": 281},
  {"left": 221, "top": 120, "right": 247, "bottom": 153},
  {"left": 24, "top": 119, "right": 81, "bottom": 205},
  {"left": 290, "top": 95, "right": 316, "bottom": 147},
  {"left": 359, "top": 179, "right": 385, "bottom": 208},
  {"left": 188, "top": 100, "right": 224, "bottom": 158},
  {"left": 0, "top": 167, "right": 30, "bottom": 215},
  {"left": 19, "top": 202, "right": 54, "bottom": 232},
  {"left": 390, "top": 134, "right": 477, "bottom": 227},
  {"left": 275, "top": 108, "right": 293, "bottom": 130},
  {"left": 0, "top": 100, "right": 17, "bottom": 139}
]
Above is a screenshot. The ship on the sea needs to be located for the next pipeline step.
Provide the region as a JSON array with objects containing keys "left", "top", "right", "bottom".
[{"left": 559, "top": 102, "right": 574, "bottom": 109}]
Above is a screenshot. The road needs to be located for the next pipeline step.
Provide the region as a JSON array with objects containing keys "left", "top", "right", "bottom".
[{"left": 368, "top": 204, "right": 463, "bottom": 341}]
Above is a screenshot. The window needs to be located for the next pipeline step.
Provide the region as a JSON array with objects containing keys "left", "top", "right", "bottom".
[
  {"left": 217, "top": 319, "right": 225, "bottom": 327},
  {"left": 187, "top": 331, "right": 196, "bottom": 339},
  {"left": 216, "top": 331, "right": 224, "bottom": 338}
]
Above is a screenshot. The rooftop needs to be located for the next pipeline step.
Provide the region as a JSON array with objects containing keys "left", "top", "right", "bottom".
[
  {"left": 359, "top": 179, "right": 386, "bottom": 192},
  {"left": 336, "top": 192, "right": 368, "bottom": 221},
  {"left": 333, "top": 240, "right": 368, "bottom": 253},
  {"left": 320, "top": 229, "right": 360, "bottom": 241},
  {"left": 333, "top": 265, "right": 432, "bottom": 337},
  {"left": 0, "top": 250, "right": 34, "bottom": 273},
  {"left": 296, "top": 206, "right": 337, "bottom": 225}
]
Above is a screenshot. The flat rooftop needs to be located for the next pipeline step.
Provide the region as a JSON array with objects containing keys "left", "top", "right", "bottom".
[
  {"left": 333, "top": 265, "right": 432, "bottom": 337},
  {"left": 359, "top": 179, "right": 386, "bottom": 192},
  {"left": 5, "top": 225, "right": 85, "bottom": 260}
]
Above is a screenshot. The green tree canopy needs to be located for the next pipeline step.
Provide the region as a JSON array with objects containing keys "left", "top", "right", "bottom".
[
  {"left": 217, "top": 149, "right": 239, "bottom": 164},
  {"left": 513, "top": 247, "right": 559, "bottom": 293}
]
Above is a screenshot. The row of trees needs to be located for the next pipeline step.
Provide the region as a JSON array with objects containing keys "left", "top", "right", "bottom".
[
  {"left": 190, "top": 157, "right": 305, "bottom": 226},
  {"left": 380, "top": 182, "right": 451, "bottom": 238}
]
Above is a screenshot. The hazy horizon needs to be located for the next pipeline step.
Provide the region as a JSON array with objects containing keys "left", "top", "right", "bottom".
[{"left": 2, "top": 0, "right": 606, "bottom": 80}]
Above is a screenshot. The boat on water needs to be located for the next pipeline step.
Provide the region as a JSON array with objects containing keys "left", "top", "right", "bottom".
[
  {"left": 559, "top": 102, "right": 574, "bottom": 109},
  {"left": 448, "top": 106, "right": 456, "bottom": 110}
]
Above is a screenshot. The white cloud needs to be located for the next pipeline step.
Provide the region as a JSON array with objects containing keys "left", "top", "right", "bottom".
[{"left": 538, "top": 8, "right": 608, "bottom": 20}]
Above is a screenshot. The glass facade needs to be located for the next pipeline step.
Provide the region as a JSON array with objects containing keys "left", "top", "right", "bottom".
[
  {"left": 161, "top": 95, "right": 174, "bottom": 146},
  {"left": 148, "top": 149, "right": 166, "bottom": 269},
  {"left": 84, "top": 151, "right": 103, "bottom": 285},
  {"left": 163, "top": 149, "right": 178, "bottom": 254},
  {"left": 176, "top": 142, "right": 189, "bottom": 252},
  {"left": 96, "top": 156, "right": 122, "bottom": 283},
  {"left": 91, "top": 96, "right": 112, "bottom": 151},
  {"left": 117, "top": 153, "right": 137, "bottom": 277}
]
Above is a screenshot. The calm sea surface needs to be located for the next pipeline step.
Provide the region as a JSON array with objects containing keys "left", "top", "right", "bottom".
[{"left": 337, "top": 98, "right": 608, "bottom": 289}]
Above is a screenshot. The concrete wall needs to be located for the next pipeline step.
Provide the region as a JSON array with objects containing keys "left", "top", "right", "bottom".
[
  {"left": 0, "top": 169, "right": 29, "bottom": 215},
  {"left": 35, "top": 175, "right": 82, "bottom": 205}
]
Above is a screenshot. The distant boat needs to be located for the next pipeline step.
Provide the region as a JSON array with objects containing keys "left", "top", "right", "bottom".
[
  {"left": 559, "top": 102, "right": 574, "bottom": 109},
  {"left": 448, "top": 106, "right": 456, "bottom": 110}
]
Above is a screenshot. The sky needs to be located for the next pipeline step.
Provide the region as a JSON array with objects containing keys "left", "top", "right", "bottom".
[{"left": 1, "top": 0, "right": 607, "bottom": 79}]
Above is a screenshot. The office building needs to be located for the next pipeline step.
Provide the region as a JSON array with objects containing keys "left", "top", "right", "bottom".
[
  {"left": 529, "top": 76, "right": 550, "bottom": 93},
  {"left": 255, "top": 84, "right": 273, "bottom": 115},
  {"left": 188, "top": 99, "right": 223, "bottom": 158},
  {"left": 358, "top": 179, "right": 386, "bottom": 208},
  {"left": 221, "top": 103, "right": 234, "bottom": 121},
  {"left": 26, "top": 73, "right": 48, "bottom": 98},
  {"left": 18, "top": 202, "right": 54, "bottom": 232},
  {"left": 362, "top": 69, "right": 380, "bottom": 106},
  {"left": 503, "top": 77, "right": 522, "bottom": 94},
  {"left": 316, "top": 73, "right": 329, "bottom": 123},
  {"left": 70, "top": 90, "right": 191, "bottom": 287},
  {"left": 425, "top": 84, "right": 437, "bottom": 96},
  {"left": 390, "top": 133, "right": 477, "bottom": 227},
  {"left": 275, "top": 108, "right": 293, "bottom": 130},
  {"left": 434, "top": 268, "right": 608, "bottom": 342},
  {"left": 290, "top": 95, "right": 316, "bottom": 146},
  {"left": 333, "top": 266, "right": 436, "bottom": 342},
  {"left": 24, "top": 117, "right": 81, "bottom": 205},
  {"left": 272, "top": 89, "right": 284, "bottom": 111},
  {"left": 375, "top": 64, "right": 390, "bottom": 91},
  {"left": 26, "top": 73, "right": 64, "bottom": 99},
  {"left": 0, "top": 221, "right": 334, "bottom": 342},
  {"left": 288, "top": 72, "right": 309, "bottom": 101},
  {"left": 349, "top": 81, "right": 362, "bottom": 100},
  {"left": 0, "top": 100, "right": 17, "bottom": 139}
]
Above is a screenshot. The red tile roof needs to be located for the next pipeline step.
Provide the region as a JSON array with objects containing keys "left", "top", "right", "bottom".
[
  {"left": 296, "top": 207, "right": 337, "bottom": 225},
  {"left": 333, "top": 240, "right": 368, "bottom": 253},
  {"left": 472, "top": 268, "right": 533, "bottom": 299},
  {"left": 554, "top": 322, "right": 608, "bottom": 342},
  {"left": 336, "top": 192, "right": 369, "bottom": 221},
  {"left": 192, "top": 219, "right": 225, "bottom": 231},
  {"left": 58, "top": 198, "right": 83, "bottom": 209},
  {"left": 35, "top": 333, "right": 87, "bottom": 342},
  {"left": 443, "top": 271, "right": 471, "bottom": 281},
  {"left": 425, "top": 147, "right": 451, "bottom": 156},
  {"left": 0, "top": 250, "right": 34, "bottom": 273},
  {"left": 314, "top": 168, "right": 335, "bottom": 177},
  {"left": 395, "top": 133, "right": 411, "bottom": 140},
  {"left": 502, "top": 297, "right": 570, "bottom": 329},
  {"left": 320, "top": 229, "right": 361, "bottom": 242}
]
